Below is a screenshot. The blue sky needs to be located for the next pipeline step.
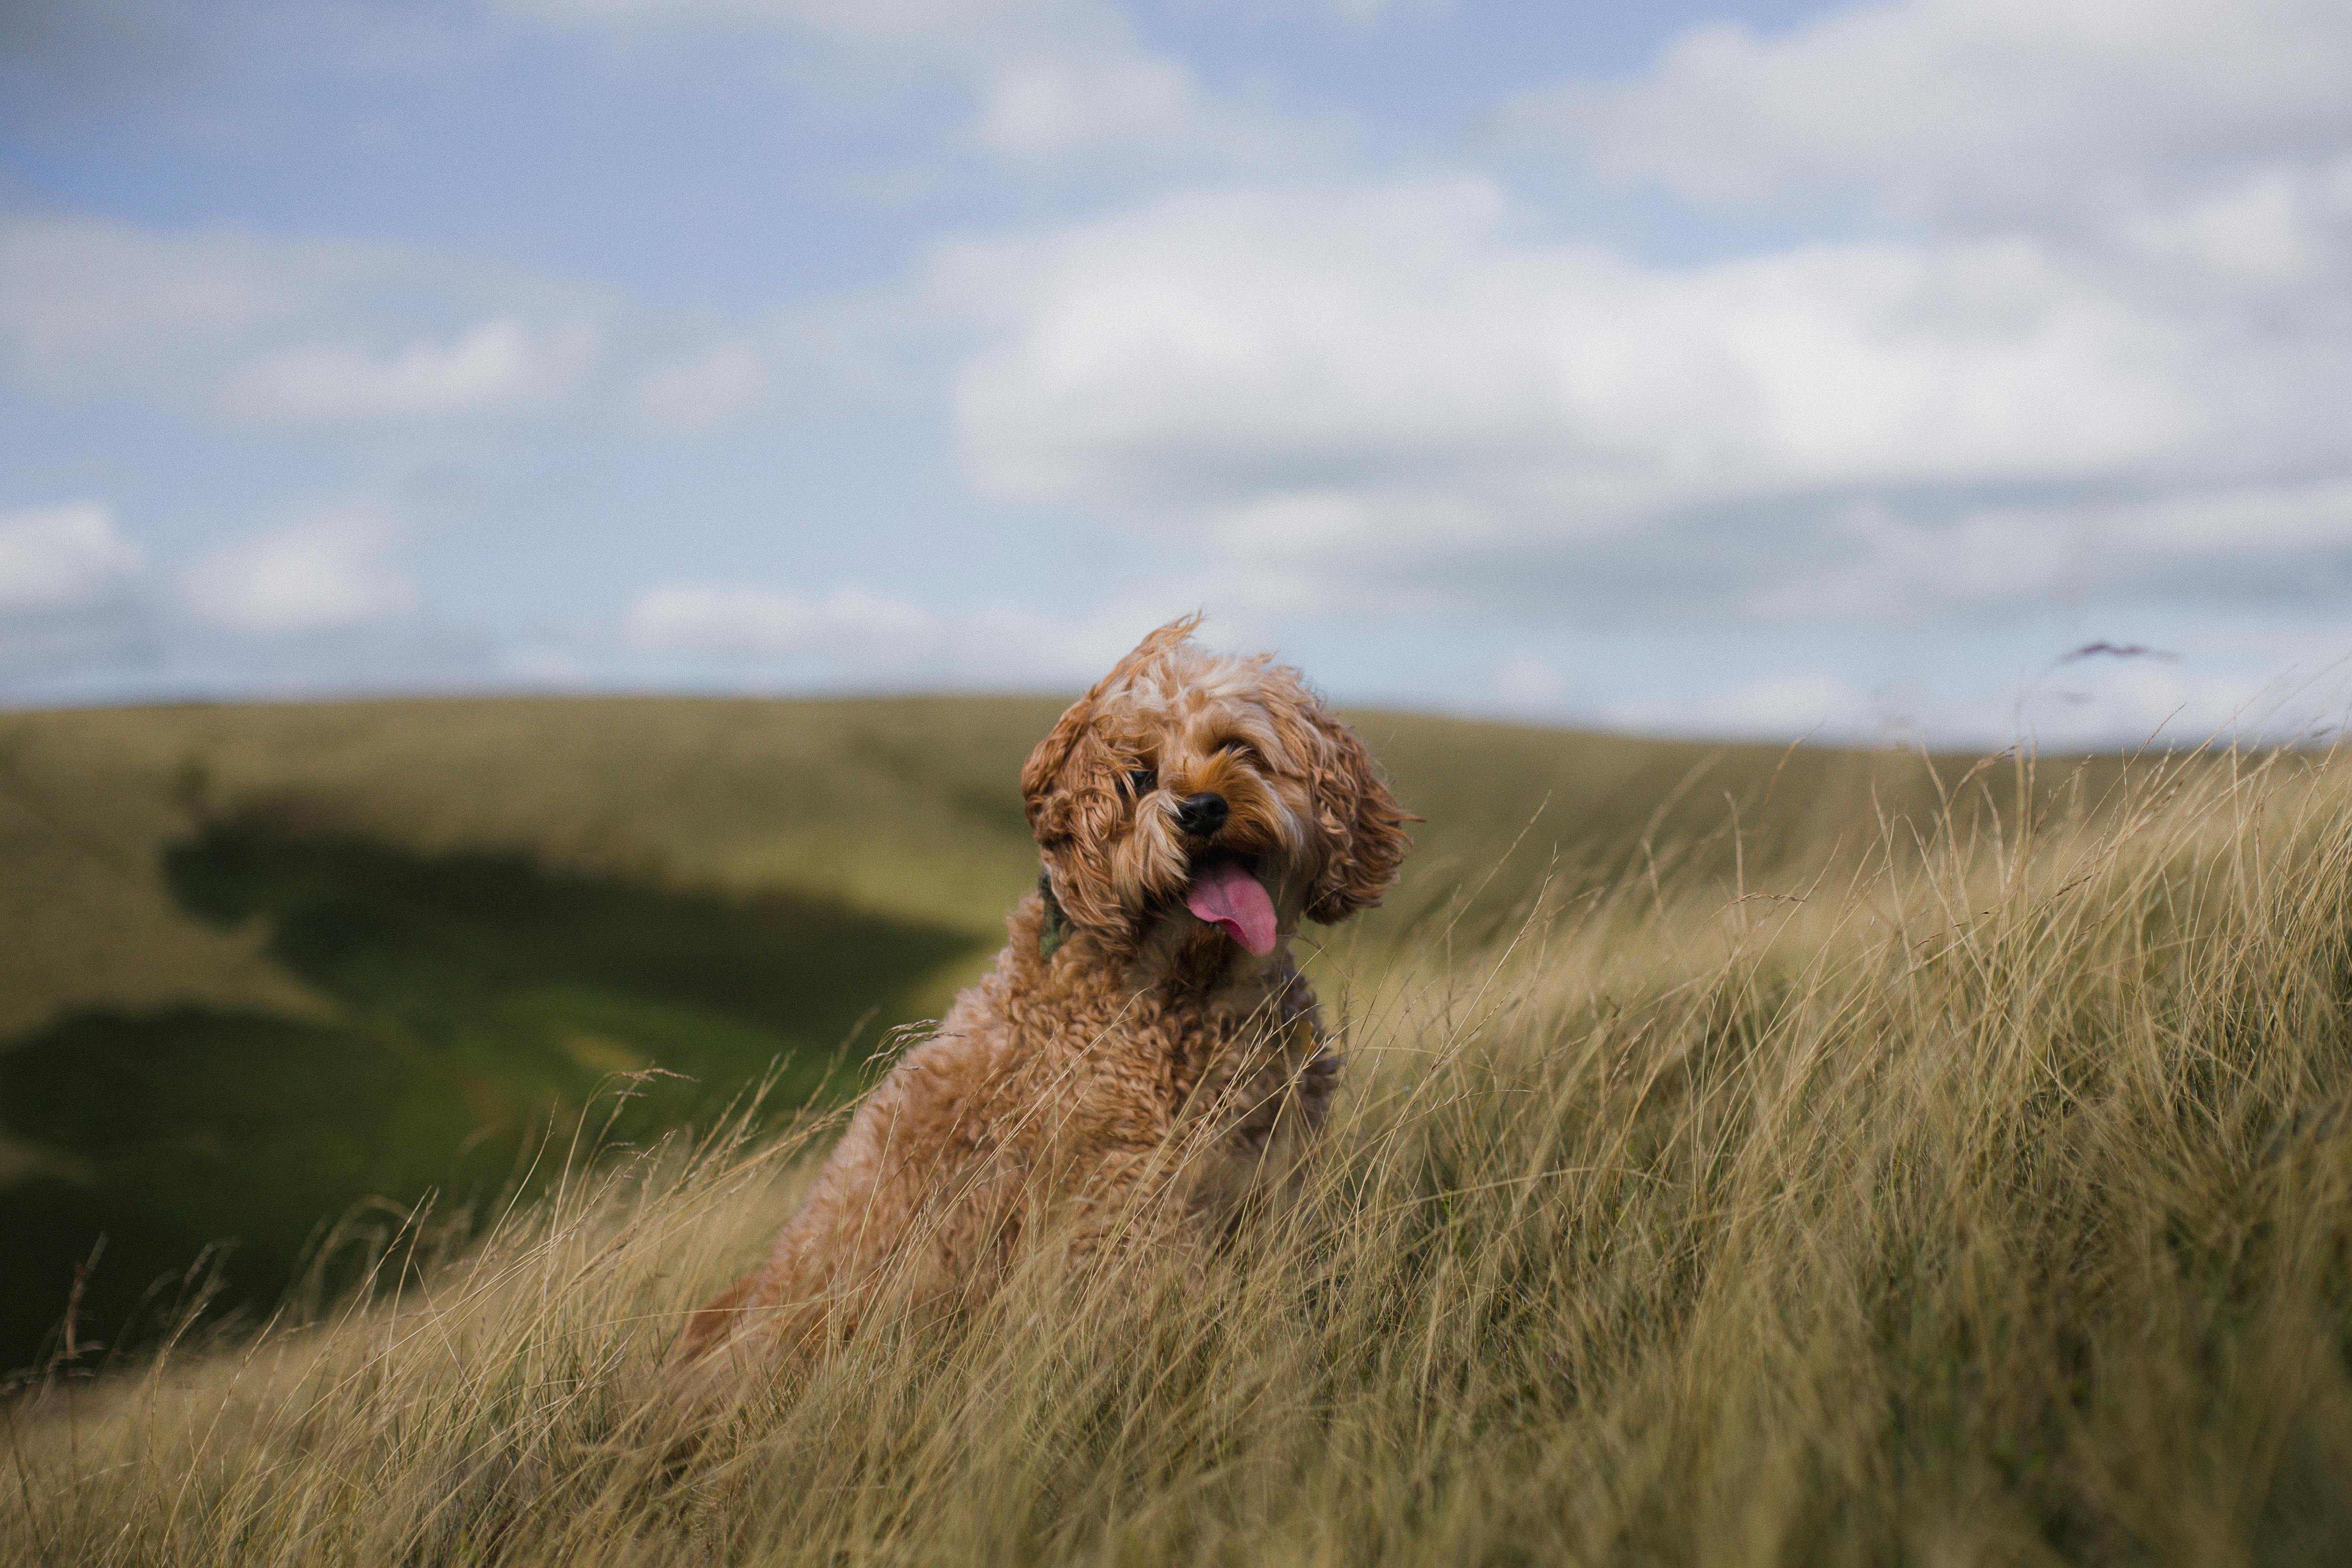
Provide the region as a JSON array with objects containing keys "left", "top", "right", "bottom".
[{"left": 5, "top": 0, "right": 2352, "bottom": 747}]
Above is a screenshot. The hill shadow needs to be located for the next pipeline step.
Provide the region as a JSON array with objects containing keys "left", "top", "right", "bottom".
[{"left": 0, "top": 805, "right": 984, "bottom": 1374}]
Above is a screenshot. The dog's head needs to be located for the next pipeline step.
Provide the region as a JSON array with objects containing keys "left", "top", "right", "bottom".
[{"left": 1021, "top": 617, "right": 1410, "bottom": 959}]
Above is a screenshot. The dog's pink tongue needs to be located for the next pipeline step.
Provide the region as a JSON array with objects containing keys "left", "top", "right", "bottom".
[{"left": 1185, "top": 860, "right": 1279, "bottom": 956}]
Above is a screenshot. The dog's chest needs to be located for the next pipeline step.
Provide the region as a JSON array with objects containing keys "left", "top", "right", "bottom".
[
  {"left": 1162, "top": 998, "right": 1336, "bottom": 1226},
  {"left": 1014, "top": 965, "right": 1324, "bottom": 1116},
  {"left": 1124, "top": 981, "right": 1334, "bottom": 1168}
]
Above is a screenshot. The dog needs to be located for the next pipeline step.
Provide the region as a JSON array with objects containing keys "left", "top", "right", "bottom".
[{"left": 670, "top": 617, "right": 1410, "bottom": 1385}]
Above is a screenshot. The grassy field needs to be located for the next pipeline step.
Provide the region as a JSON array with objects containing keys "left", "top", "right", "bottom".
[
  {"left": 0, "top": 694, "right": 2073, "bottom": 1375},
  {"left": 4, "top": 708, "right": 2345, "bottom": 1563}
]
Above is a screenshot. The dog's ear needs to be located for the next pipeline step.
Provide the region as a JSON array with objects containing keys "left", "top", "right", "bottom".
[
  {"left": 1300, "top": 707, "right": 1411, "bottom": 925},
  {"left": 1020, "top": 696, "right": 1133, "bottom": 931},
  {"left": 1021, "top": 695, "right": 1093, "bottom": 842}
]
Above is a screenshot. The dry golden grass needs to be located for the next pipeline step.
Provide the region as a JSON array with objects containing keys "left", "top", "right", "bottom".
[{"left": 11, "top": 741, "right": 2350, "bottom": 1566}]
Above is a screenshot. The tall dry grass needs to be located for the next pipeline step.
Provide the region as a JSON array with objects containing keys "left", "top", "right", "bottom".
[{"left": 10, "top": 746, "right": 2352, "bottom": 1566}]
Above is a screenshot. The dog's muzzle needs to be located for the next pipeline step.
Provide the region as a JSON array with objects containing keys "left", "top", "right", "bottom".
[{"left": 1173, "top": 791, "right": 1229, "bottom": 837}]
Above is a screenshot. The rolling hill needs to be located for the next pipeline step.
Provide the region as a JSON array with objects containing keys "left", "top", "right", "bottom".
[{"left": 0, "top": 695, "right": 2123, "bottom": 1370}]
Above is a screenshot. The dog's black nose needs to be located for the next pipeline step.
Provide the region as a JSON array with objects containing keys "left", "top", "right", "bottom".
[{"left": 1173, "top": 791, "right": 1228, "bottom": 837}]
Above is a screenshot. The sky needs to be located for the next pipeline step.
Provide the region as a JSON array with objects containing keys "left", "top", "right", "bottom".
[{"left": 3, "top": 0, "right": 2352, "bottom": 748}]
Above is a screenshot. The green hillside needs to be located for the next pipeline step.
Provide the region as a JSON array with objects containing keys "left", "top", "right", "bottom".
[{"left": 0, "top": 696, "right": 2124, "bottom": 1371}]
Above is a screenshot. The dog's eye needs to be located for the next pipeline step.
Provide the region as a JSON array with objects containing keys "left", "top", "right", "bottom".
[
  {"left": 1127, "top": 766, "right": 1158, "bottom": 796},
  {"left": 1215, "top": 737, "right": 1261, "bottom": 764}
]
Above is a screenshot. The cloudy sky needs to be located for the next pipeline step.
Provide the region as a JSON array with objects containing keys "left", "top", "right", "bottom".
[{"left": 4, "top": 0, "right": 2351, "bottom": 746}]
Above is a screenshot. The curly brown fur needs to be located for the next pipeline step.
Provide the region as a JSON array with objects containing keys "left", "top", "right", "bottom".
[{"left": 670, "top": 618, "right": 1410, "bottom": 1392}]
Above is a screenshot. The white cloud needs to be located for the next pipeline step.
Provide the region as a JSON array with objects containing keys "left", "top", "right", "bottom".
[
  {"left": 1486, "top": 649, "right": 1571, "bottom": 712},
  {"left": 2112, "top": 162, "right": 2352, "bottom": 285},
  {"left": 915, "top": 169, "right": 2352, "bottom": 624},
  {"left": 945, "top": 181, "right": 2207, "bottom": 511},
  {"left": 527, "top": 0, "right": 1417, "bottom": 35},
  {"left": 968, "top": 50, "right": 1300, "bottom": 166},
  {"left": 506, "top": 0, "right": 1079, "bottom": 42},
  {"left": 1597, "top": 670, "right": 1873, "bottom": 741},
  {"left": 1309, "top": 0, "right": 1448, "bottom": 24},
  {"left": 629, "top": 340, "right": 772, "bottom": 432},
  {"left": 218, "top": 317, "right": 597, "bottom": 423},
  {"left": 504, "top": 0, "right": 1313, "bottom": 170},
  {"left": 0, "top": 501, "right": 143, "bottom": 611},
  {"left": 0, "top": 212, "right": 402, "bottom": 398},
  {"left": 628, "top": 582, "right": 929, "bottom": 660},
  {"left": 1515, "top": 0, "right": 2352, "bottom": 226},
  {"left": 9, "top": 0, "right": 2348, "bottom": 747},
  {"left": 1174, "top": 0, "right": 1440, "bottom": 24},
  {"left": 624, "top": 581, "right": 1145, "bottom": 687},
  {"left": 0, "top": 211, "right": 615, "bottom": 425},
  {"left": 181, "top": 511, "right": 420, "bottom": 636},
  {"left": 1978, "top": 636, "right": 2352, "bottom": 752},
  {"left": 1512, "top": 620, "right": 2352, "bottom": 751},
  {"left": 1763, "top": 480, "right": 2352, "bottom": 620}
]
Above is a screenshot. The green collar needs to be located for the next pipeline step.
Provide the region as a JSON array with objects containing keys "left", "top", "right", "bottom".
[{"left": 1037, "top": 868, "right": 1068, "bottom": 960}]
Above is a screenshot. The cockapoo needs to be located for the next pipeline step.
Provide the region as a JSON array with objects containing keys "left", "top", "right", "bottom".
[{"left": 672, "top": 617, "right": 1410, "bottom": 1381}]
